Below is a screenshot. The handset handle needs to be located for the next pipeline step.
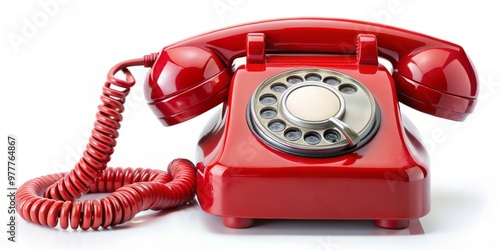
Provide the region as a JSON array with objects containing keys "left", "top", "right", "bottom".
[{"left": 168, "top": 18, "right": 448, "bottom": 63}]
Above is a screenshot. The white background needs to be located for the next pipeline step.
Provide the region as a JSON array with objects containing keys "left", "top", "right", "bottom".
[{"left": 1, "top": 0, "right": 499, "bottom": 249}]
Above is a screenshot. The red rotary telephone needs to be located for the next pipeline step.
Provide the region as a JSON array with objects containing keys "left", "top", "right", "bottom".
[{"left": 17, "top": 18, "right": 477, "bottom": 230}]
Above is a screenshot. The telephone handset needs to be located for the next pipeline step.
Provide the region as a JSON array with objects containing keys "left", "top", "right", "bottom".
[{"left": 17, "top": 18, "right": 477, "bottom": 230}]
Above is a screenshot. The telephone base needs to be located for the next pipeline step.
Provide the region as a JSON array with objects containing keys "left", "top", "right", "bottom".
[
  {"left": 375, "top": 219, "right": 410, "bottom": 229},
  {"left": 196, "top": 60, "right": 431, "bottom": 231},
  {"left": 223, "top": 217, "right": 254, "bottom": 229}
]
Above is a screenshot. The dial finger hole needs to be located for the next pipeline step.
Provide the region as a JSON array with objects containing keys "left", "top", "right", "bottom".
[
  {"left": 259, "top": 94, "right": 277, "bottom": 105},
  {"left": 260, "top": 108, "right": 277, "bottom": 119},
  {"left": 339, "top": 84, "right": 357, "bottom": 94},
  {"left": 268, "top": 120, "right": 286, "bottom": 132},
  {"left": 323, "top": 76, "right": 341, "bottom": 86},
  {"left": 284, "top": 128, "right": 302, "bottom": 141},
  {"left": 324, "top": 129, "right": 341, "bottom": 143},
  {"left": 286, "top": 75, "right": 304, "bottom": 84},
  {"left": 305, "top": 73, "right": 322, "bottom": 82},
  {"left": 304, "top": 132, "right": 321, "bottom": 145},
  {"left": 270, "top": 83, "right": 287, "bottom": 93}
]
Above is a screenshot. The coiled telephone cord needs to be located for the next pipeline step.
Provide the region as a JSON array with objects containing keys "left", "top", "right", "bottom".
[{"left": 16, "top": 54, "right": 197, "bottom": 230}]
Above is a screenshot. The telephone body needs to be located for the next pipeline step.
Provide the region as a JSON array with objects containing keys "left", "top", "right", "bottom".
[
  {"left": 17, "top": 18, "right": 477, "bottom": 230},
  {"left": 145, "top": 18, "right": 477, "bottom": 228},
  {"left": 145, "top": 18, "right": 477, "bottom": 229}
]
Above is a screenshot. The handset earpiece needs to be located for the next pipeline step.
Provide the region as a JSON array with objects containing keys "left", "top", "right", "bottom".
[
  {"left": 145, "top": 46, "right": 232, "bottom": 126},
  {"left": 392, "top": 46, "right": 478, "bottom": 121}
]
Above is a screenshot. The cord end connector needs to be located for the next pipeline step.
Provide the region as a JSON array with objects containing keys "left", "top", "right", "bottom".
[{"left": 144, "top": 52, "right": 159, "bottom": 68}]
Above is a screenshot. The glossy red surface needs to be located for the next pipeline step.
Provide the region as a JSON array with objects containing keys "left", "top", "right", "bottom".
[
  {"left": 146, "top": 18, "right": 477, "bottom": 123},
  {"left": 246, "top": 33, "right": 266, "bottom": 65},
  {"left": 145, "top": 46, "right": 231, "bottom": 126},
  {"left": 393, "top": 73, "right": 477, "bottom": 121},
  {"left": 196, "top": 55, "right": 430, "bottom": 228},
  {"left": 357, "top": 34, "right": 378, "bottom": 65}
]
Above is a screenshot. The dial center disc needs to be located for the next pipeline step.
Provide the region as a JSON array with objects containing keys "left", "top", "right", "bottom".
[{"left": 285, "top": 85, "right": 341, "bottom": 122}]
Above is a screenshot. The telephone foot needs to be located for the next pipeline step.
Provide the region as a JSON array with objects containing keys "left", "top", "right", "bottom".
[
  {"left": 375, "top": 219, "right": 410, "bottom": 229},
  {"left": 222, "top": 217, "right": 254, "bottom": 228}
]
